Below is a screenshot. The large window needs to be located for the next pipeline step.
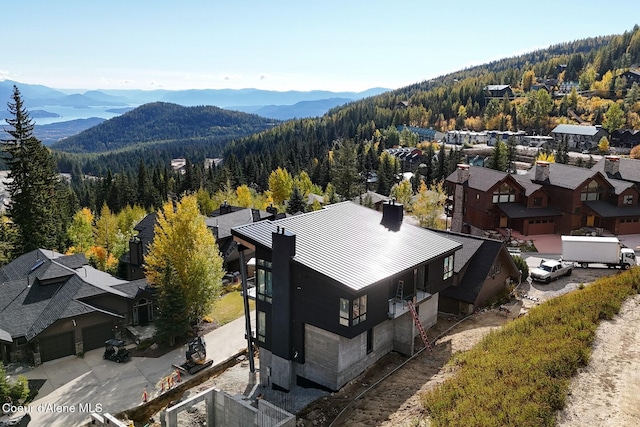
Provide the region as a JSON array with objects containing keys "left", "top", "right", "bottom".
[
  {"left": 443, "top": 255, "right": 454, "bottom": 279},
  {"left": 352, "top": 295, "right": 367, "bottom": 325},
  {"left": 256, "top": 259, "right": 272, "bottom": 303},
  {"left": 257, "top": 311, "right": 266, "bottom": 343},
  {"left": 339, "top": 298, "right": 349, "bottom": 326},
  {"left": 492, "top": 183, "right": 516, "bottom": 203},
  {"left": 339, "top": 295, "right": 368, "bottom": 326},
  {"left": 624, "top": 194, "right": 634, "bottom": 205},
  {"left": 580, "top": 180, "right": 602, "bottom": 201}
]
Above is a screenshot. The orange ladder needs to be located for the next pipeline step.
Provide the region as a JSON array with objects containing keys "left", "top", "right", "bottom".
[{"left": 407, "top": 301, "right": 432, "bottom": 351}]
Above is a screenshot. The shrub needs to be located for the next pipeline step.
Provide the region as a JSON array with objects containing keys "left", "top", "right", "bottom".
[{"left": 512, "top": 255, "right": 529, "bottom": 280}]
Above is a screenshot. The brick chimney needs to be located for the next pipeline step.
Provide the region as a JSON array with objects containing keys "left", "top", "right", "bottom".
[
  {"left": 534, "top": 161, "right": 550, "bottom": 182},
  {"left": 457, "top": 163, "right": 470, "bottom": 183},
  {"left": 604, "top": 155, "right": 620, "bottom": 176},
  {"left": 382, "top": 199, "right": 403, "bottom": 230}
]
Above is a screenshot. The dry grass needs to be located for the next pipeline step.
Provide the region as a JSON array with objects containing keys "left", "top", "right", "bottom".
[{"left": 422, "top": 268, "right": 640, "bottom": 427}]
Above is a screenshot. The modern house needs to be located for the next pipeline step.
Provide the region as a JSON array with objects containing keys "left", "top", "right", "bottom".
[
  {"left": 434, "top": 231, "right": 521, "bottom": 315},
  {"left": 550, "top": 124, "right": 609, "bottom": 150},
  {"left": 446, "top": 160, "right": 640, "bottom": 236},
  {"left": 231, "top": 201, "right": 461, "bottom": 391},
  {"left": 124, "top": 202, "right": 273, "bottom": 280},
  {"left": 0, "top": 250, "right": 152, "bottom": 365}
]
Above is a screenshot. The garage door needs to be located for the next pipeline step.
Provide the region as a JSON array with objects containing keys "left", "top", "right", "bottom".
[
  {"left": 82, "top": 322, "right": 115, "bottom": 352},
  {"left": 40, "top": 331, "right": 75, "bottom": 362}
]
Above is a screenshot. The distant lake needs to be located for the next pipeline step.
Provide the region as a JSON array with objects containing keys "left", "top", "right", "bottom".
[{"left": 29, "top": 105, "right": 136, "bottom": 125}]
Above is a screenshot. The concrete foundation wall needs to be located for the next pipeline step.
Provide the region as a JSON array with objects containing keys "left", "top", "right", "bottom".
[
  {"left": 393, "top": 294, "right": 438, "bottom": 355},
  {"left": 162, "top": 386, "right": 295, "bottom": 427},
  {"left": 300, "top": 322, "right": 393, "bottom": 391}
]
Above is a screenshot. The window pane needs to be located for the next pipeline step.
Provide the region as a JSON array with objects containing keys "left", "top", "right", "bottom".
[{"left": 265, "top": 271, "right": 272, "bottom": 296}]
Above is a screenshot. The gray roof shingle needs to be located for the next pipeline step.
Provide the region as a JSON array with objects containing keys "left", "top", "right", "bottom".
[
  {"left": 232, "top": 202, "right": 462, "bottom": 291},
  {"left": 592, "top": 157, "right": 640, "bottom": 184}
]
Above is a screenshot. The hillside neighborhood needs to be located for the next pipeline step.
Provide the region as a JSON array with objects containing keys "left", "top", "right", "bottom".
[{"left": 3, "top": 26, "right": 640, "bottom": 427}]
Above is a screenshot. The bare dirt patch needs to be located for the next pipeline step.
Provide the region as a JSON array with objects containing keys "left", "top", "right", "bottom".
[
  {"left": 297, "top": 312, "right": 510, "bottom": 427},
  {"left": 556, "top": 293, "right": 640, "bottom": 427}
]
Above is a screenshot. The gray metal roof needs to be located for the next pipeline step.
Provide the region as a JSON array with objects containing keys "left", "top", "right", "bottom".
[
  {"left": 484, "top": 85, "right": 511, "bottom": 91},
  {"left": 551, "top": 124, "right": 602, "bottom": 136},
  {"left": 232, "top": 201, "right": 462, "bottom": 291}
]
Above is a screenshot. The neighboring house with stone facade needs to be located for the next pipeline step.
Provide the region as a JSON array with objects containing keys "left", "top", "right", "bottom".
[
  {"left": 0, "top": 250, "right": 152, "bottom": 365},
  {"left": 231, "top": 201, "right": 461, "bottom": 391},
  {"left": 446, "top": 159, "right": 640, "bottom": 236}
]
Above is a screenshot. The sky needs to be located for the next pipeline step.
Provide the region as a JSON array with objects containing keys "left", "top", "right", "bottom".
[{"left": 3, "top": 1, "right": 640, "bottom": 93}]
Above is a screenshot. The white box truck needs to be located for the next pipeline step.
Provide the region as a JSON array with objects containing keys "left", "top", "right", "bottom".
[{"left": 561, "top": 235, "right": 637, "bottom": 269}]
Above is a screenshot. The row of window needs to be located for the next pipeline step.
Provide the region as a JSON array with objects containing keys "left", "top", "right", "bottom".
[
  {"left": 340, "top": 295, "right": 367, "bottom": 326},
  {"left": 620, "top": 218, "right": 639, "bottom": 223}
]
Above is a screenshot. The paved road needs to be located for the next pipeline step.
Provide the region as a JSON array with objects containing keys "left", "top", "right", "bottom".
[{"left": 5, "top": 313, "right": 254, "bottom": 427}]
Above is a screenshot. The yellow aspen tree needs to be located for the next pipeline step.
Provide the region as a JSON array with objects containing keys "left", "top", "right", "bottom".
[{"left": 145, "top": 194, "right": 224, "bottom": 325}]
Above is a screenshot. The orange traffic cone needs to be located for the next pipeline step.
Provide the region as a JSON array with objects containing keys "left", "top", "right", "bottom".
[
  {"left": 142, "top": 388, "right": 148, "bottom": 403},
  {"left": 175, "top": 369, "right": 181, "bottom": 383}
]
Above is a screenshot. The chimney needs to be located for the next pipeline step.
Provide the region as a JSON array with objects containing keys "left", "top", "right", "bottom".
[
  {"left": 534, "top": 161, "right": 550, "bottom": 182},
  {"left": 450, "top": 166, "right": 467, "bottom": 233},
  {"left": 212, "top": 225, "right": 219, "bottom": 239},
  {"left": 219, "top": 200, "right": 231, "bottom": 215},
  {"left": 270, "top": 226, "right": 296, "bottom": 390},
  {"left": 382, "top": 199, "right": 404, "bottom": 230},
  {"left": 129, "top": 236, "right": 143, "bottom": 266},
  {"left": 604, "top": 155, "right": 620, "bottom": 176},
  {"left": 456, "top": 163, "right": 470, "bottom": 183},
  {"left": 266, "top": 204, "right": 278, "bottom": 220}
]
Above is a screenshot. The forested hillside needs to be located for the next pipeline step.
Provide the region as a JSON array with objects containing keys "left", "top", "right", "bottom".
[
  {"left": 52, "top": 102, "right": 278, "bottom": 154},
  {"left": 220, "top": 26, "right": 640, "bottom": 190},
  {"left": 42, "top": 25, "right": 640, "bottom": 215}
]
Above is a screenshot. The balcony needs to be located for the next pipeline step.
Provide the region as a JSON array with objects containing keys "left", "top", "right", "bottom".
[{"left": 388, "top": 290, "right": 432, "bottom": 319}]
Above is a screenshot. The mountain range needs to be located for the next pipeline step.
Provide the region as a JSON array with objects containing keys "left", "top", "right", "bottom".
[{"left": 0, "top": 79, "right": 388, "bottom": 144}]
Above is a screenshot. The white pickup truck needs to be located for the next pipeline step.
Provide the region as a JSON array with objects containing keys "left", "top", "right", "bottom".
[{"left": 530, "top": 259, "right": 574, "bottom": 284}]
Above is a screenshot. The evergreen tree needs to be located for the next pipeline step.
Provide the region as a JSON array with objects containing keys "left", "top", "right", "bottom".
[
  {"left": 154, "top": 263, "right": 191, "bottom": 345},
  {"left": 556, "top": 139, "right": 570, "bottom": 164},
  {"left": 330, "top": 139, "right": 359, "bottom": 199},
  {"left": 1, "top": 86, "right": 66, "bottom": 256},
  {"left": 487, "top": 138, "right": 509, "bottom": 172},
  {"left": 286, "top": 184, "right": 306, "bottom": 214}
]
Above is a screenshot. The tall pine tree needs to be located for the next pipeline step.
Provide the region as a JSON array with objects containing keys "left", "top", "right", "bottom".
[{"left": 1, "top": 86, "right": 68, "bottom": 256}]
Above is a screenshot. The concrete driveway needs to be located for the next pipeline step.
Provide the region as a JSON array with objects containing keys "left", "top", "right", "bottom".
[{"left": 6, "top": 313, "right": 254, "bottom": 427}]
